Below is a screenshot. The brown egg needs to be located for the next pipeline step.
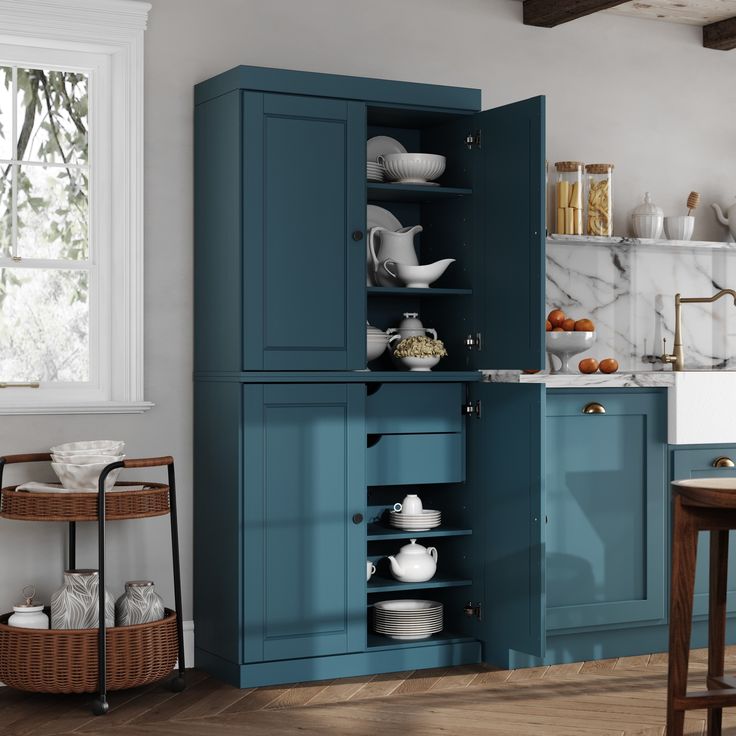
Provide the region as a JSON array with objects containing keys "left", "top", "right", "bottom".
[
  {"left": 599, "top": 358, "right": 619, "bottom": 374},
  {"left": 545, "top": 320, "right": 552, "bottom": 332},
  {"left": 547, "top": 309, "right": 566, "bottom": 328},
  {"left": 552, "top": 326, "right": 565, "bottom": 332},
  {"left": 561, "top": 318, "right": 575, "bottom": 331},
  {"left": 579, "top": 358, "right": 599, "bottom": 374},
  {"left": 575, "top": 318, "right": 595, "bottom": 332}
]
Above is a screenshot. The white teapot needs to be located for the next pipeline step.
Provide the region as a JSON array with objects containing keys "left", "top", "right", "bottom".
[
  {"left": 713, "top": 198, "right": 736, "bottom": 241},
  {"left": 388, "top": 539, "right": 438, "bottom": 583}
]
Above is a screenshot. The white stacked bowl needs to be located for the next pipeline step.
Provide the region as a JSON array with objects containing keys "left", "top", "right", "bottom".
[
  {"left": 378, "top": 153, "right": 446, "bottom": 184},
  {"left": 50, "top": 440, "right": 125, "bottom": 492}
]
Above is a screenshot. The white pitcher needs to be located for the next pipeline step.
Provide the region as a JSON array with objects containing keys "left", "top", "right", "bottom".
[{"left": 369, "top": 225, "right": 422, "bottom": 287}]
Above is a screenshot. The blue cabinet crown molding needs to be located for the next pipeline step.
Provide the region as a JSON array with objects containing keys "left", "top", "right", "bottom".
[{"left": 194, "top": 64, "right": 482, "bottom": 111}]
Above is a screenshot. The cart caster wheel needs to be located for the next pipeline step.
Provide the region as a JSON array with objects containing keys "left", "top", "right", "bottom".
[
  {"left": 92, "top": 698, "right": 109, "bottom": 716},
  {"left": 169, "top": 676, "right": 186, "bottom": 692}
]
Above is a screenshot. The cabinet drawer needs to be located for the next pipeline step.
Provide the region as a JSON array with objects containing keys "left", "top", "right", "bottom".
[
  {"left": 367, "top": 433, "right": 464, "bottom": 486},
  {"left": 366, "top": 383, "right": 463, "bottom": 435}
]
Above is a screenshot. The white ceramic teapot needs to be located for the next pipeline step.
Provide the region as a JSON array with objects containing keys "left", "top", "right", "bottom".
[
  {"left": 387, "top": 539, "right": 438, "bottom": 583},
  {"left": 712, "top": 198, "right": 736, "bottom": 241},
  {"left": 369, "top": 225, "right": 422, "bottom": 286}
]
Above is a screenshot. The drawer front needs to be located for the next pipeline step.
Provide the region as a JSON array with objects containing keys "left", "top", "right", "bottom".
[
  {"left": 671, "top": 445, "right": 736, "bottom": 617},
  {"left": 367, "top": 433, "right": 464, "bottom": 486},
  {"left": 366, "top": 383, "right": 463, "bottom": 435}
]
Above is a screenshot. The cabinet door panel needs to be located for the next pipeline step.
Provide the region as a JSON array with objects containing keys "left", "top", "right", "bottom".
[
  {"left": 243, "top": 384, "right": 365, "bottom": 662},
  {"left": 546, "top": 391, "right": 667, "bottom": 631},
  {"left": 243, "top": 93, "right": 365, "bottom": 370},
  {"left": 671, "top": 446, "right": 736, "bottom": 617}
]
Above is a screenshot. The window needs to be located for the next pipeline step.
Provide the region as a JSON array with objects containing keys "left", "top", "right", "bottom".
[{"left": 0, "top": 0, "right": 151, "bottom": 414}]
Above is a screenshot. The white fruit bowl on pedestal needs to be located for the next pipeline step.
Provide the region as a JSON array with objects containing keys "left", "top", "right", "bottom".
[{"left": 546, "top": 331, "right": 596, "bottom": 374}]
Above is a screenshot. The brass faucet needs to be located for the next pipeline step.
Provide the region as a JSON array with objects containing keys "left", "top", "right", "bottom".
[{"left": 660, "top": 289, "right": 736, "bottom": 371}]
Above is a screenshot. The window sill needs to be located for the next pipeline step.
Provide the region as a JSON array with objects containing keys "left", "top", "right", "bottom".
[{"left": 0, "top": 401, "right": 155, "bottom": 416}]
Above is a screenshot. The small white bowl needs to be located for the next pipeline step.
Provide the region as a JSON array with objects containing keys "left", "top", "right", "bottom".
[
  {"left": 382, "top": 258, "right": 455, "bottom": 288},
  {"left": 377, "top": 153, "right": 446, "bottom": 184},
  {"left": 664, "top": 215, "right": 695, "bottom": 241},
  {"left": 51, "top": 453, "right": 124, "bottom": 466},
  {"left": 51, "top": 440, "right": 125, "bottom": 454},
  {"left": 51, "top": 461, "right": 124, "bottom": 492},
  {"left": 396, "top": 355, "right": 441, "bottom": 372}
]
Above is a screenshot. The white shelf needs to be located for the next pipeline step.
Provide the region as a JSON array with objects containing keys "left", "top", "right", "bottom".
[{"left": 547, "top": 234, "right": 736, "bottom": 252}]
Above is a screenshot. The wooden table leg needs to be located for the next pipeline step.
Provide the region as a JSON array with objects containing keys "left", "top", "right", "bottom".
[
  {"left": 668, "top": 496, "right": 699, "bottom": 736},
  {"left": 707, "top": 529, "right": 729, "bottom": 736}
]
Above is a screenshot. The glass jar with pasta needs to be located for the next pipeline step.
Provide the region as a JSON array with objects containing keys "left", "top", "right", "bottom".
[
  {"left": 585, "top": 163, "right": 614, "bottom": 237},
  {"left": 553, "top": 161, "right": 584, "bottom": 235}
]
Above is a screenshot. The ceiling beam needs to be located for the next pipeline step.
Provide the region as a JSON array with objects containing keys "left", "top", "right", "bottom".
[
  {"left": 704, "top": 16, "right": 736, "bottom": 50},
  {"left": 523, "top": 0, "right": 630, "bottom": 28}
]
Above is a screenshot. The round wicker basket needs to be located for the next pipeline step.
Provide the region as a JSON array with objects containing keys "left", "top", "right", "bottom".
[
  {"left": 0, "top": 609, "right": 178, "bottom": 693},
  {"left": 0, "top": 482, "right": 170, "bottom": 521}
]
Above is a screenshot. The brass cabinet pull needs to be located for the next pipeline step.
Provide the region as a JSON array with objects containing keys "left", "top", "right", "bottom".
[
  {"left": 713, "top": 456, "right": 735, "bottom": 468},
  {"left": 583, "top": 402, "right": 606, "bottom": 415}
]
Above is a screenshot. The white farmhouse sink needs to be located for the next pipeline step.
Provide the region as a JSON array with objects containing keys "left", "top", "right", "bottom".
[{"left": 668, "top": 371, "right": 736, "bottom": 444}]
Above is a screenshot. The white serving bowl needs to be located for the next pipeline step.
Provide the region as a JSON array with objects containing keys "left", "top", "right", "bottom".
[
  {"left": 664, "top": 215, "right": 695, "bottom": 241},
  {"left": 51, "top": 461, "right": 124, "bottom": 492},
  {"left": 51, "top": 440, "right": 125, "bottom": 455},
  {"left": 396, "top": 355, "right": 441, "bottom": 372},
  {"left": 546, "top": 331, "right": 596, "bottom": 374},
  {"left": 51, "top": 453, "right": 124, "bottom": 466},
  {"left": 377, "top": 153, "right": 446, "bottom": 184},
  {"left": 384, "top": 258, "right": 455, "bottom": 288}
]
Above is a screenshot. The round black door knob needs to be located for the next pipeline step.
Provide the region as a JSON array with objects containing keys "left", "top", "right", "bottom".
[
  {"left": 352, "top": 513, "right": 364, "bottom": 524},
  {"left": 352, "top": 230, "right": 363, "bottom": 241}
]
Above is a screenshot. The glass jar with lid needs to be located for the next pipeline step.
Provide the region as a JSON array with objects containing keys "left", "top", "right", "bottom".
[
  {"left": 553, "top": 161, "right": 584, "bottom": 235},
  {"left": 585, "top": 163, "right": 614, "bottom": 237}
]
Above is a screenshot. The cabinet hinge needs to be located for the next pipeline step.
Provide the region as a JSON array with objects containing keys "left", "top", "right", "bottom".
[
  {"left": 465, "top": 333, "right": 482, "bottom": 351},
  {"left": 462, "top": 400, "right": 482, "bottom": 419},
  {"left": 464, "top": 601, "right": 482, "bottom": 620},
  {"left": 465, "top": 130, "right": 481, "bottom": 150}
]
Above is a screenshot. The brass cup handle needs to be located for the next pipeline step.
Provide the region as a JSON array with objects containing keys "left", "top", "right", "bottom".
[
  {"left": 583, "top": 402, "right": 606, "bottom": 415},
  {"left": 713, "top": 456, "right": 735, "bottom": 468}
]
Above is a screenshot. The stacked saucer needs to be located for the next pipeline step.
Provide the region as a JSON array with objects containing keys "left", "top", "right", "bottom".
[
  {"left": 388, "top": 508, "right": 441, "bottom": 532},
  {"left": 367, "top": 162, "right": 385, "bottom": 182},
  {"left": 373, "top": 599, "right": 443, "bottom": 640}
]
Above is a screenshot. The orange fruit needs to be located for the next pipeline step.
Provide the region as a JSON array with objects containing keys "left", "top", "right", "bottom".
[
  {"left": 547, "top": 309, "right": 566, "bottom": 328},
  {"left": 575, "top": 318, "right": 595, "bottom": 332},
  {"left": 599, "top": 358, "right": 619, "bottom": 374},
  {"left": 579, "top": 358, "right": 599, "bottom": 374}
]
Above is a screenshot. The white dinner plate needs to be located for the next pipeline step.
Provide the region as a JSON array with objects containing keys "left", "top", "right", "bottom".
[
  {"left": 366, "top": 135, "right": 407, "bottom": 163},
  {"left": 367, "top": 204, "right": 402, "bottom": 233},
  {"left": 375, "top": 610, "right": 443, "bottom": 619},
  {"left": 380, "top": 632, "right": 437, "bottom": 640},
  {"left": 374, "top": 599, "right": 442, "bottom": 612}
]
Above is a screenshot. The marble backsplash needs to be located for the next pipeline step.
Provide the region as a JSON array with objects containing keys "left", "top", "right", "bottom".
[{"left": 546, "top": 240, "right": 736, "bottom": 372}]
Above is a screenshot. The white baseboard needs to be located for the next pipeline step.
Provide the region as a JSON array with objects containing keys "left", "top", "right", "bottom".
[{"left": 0, "top": 619, "right": 195, "bottom": 687}]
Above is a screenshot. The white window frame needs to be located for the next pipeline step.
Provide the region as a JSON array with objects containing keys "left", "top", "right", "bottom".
[{"left": 0, "top": 0, "right": 151, "bottom": 415}]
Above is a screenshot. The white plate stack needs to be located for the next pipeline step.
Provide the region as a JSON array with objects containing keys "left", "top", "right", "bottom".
[
  {"left": 388, "top": 509, "right": 441, "bottom": 532},
  {"left": 367, "top": 161, "right": 385, "bottom": 182},
  {"left": 373, "top": 599, "right": 443, "bottom": 640}
]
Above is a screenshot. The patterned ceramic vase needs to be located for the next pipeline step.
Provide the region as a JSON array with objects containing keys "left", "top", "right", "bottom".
[
  {"left": 115, "top": 580, "right": 165, "bottom": 626},
  {"left": 50, "top": 569, "right": 115, "bottom": 630}
]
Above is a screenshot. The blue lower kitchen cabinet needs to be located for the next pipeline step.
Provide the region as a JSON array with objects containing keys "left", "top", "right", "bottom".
[{"left": 672, "top": 445, "right": 736, "bottom": 617}]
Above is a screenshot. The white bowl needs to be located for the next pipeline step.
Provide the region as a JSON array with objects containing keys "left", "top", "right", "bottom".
[
  {"left": 51, "top": 440, "right": 125, "bottom": 454},
  {"left": 383, "top": 258, "right": 455, "bottom": 288},
  {"left": 377, "top": 153, "right": 446, "bottom": 184},
  {"left": 664, "top": 215, "right": 695, "bottom": 241},
  {"left": 51, "top": 453, "right": 124, "bottom": 466},
  {"left": 396, "top": 355, "right": 441, "bottom": 372},
  {"left": 51, "top": 460, "right": 124, "bottom": 492},
  {"left": 546, "top": 331, "right": 596, "bottom": 374}
]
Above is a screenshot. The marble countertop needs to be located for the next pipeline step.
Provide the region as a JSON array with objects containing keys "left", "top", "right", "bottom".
[{"left": 484, "top": 370, "right": 677, "bottom": 388}]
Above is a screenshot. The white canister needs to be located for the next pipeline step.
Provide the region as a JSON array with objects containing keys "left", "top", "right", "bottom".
[
  {"left": 8, "top": 586, "right": 49, "bottom": 629},
  {"left": 631, "top": 192, "right": 664, "bottom": 240}
]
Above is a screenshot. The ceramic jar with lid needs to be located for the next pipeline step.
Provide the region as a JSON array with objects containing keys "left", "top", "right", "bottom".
[
  {"left": 631, "top": 192, "right": 664, "bottom": 239},
  {"left": 553, "top": 161, "right": 584, "bottom": 235},
  {"left": 386, "top": 313, "right": 437, "bottom": 342},
  {"left": 8, "top": 586, "right": 49, "bottom": 629},
  {"left": 586, "top": 163, "right": 614, "bottom": 237},
  {"left": 115, "top": 580, "right": 165, "bottom": 626}
]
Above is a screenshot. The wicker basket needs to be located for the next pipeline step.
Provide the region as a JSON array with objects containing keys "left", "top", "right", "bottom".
[
  {"left": 0, "top": 482, "right": 170, "bottom": 521},
  {"left": 0, "top": 609, "right": 178, "bottom": 693}
]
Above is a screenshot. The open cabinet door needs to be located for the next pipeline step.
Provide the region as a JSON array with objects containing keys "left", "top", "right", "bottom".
[{"left": 468, "top": 381, "right": 546, "bottom": 664}]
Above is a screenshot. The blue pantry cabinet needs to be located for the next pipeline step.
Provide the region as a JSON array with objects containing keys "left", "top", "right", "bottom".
[{"left": 193, "top": 65, "right": 547, "bottom": 687}]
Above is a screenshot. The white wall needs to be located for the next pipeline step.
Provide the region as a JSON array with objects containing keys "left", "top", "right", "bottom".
[{"left": 1, "top": 0, "right": 735, "bottom": 617}]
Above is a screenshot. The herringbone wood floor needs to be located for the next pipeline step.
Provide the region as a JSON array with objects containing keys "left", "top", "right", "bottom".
[{"left": 4, "top": 648, "right": 736, "bottom": 735}]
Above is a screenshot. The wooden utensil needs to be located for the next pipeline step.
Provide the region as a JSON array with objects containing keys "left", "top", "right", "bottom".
[{"left": 687, "top": 191, "right": 700, "bottom": 216}]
